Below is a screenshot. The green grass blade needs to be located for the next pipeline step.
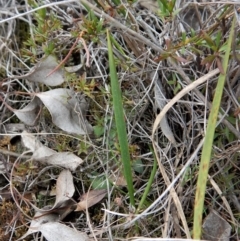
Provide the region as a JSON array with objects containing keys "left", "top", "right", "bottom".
[
  {"left": 137, "top": 145, "right": 157, "bottom": 213},
  {"left": 109, "top": 34, "right": 126, "bottom": 56},
  {"left": 193, "top": 16, "right": 236, "bottom": 239},
  {"left": 107, "top": 30, "right": 135, "bottom": 207}
]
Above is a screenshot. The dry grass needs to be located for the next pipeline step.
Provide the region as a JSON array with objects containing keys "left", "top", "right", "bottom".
[{"left": 0, "top": 0, "right": 240, "bottom": 240}]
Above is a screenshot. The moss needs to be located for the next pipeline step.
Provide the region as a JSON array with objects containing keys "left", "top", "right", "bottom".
[
  {"left": 0, "top": 200, "right": 30, "bottom": 240},
  {"left": 15, "top": 19, "right": 30, "bottom": 50}
]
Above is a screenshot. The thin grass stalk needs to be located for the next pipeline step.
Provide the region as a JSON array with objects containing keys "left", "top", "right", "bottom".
[
  {"left": 193, "top": 16, "right": 236, "bottom": 239},
  {"left": 137, "top": 145, "right": 157, "bottom": 213},
  {"left": 107, "top": 30, "right": 135, "bottom": 207}
]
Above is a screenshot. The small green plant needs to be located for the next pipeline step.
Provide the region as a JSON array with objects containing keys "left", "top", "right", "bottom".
[
  {"left": 199, "top": 30, "right": 226, "bottom": 73},
  {"left": 72, "top": 77, "right": 98, "bottom": 99},
  {"left": 22, "top": 0, "right": 62, "bottom": 60},
  {"left": 156, "top": 0, "right": 179, "bottom": 19},
  {"left": 77, "top": 9, "right": 104, "bottom": 43},
  {"left": 167, "top": 73, "right": 182, "bottom": 94}
]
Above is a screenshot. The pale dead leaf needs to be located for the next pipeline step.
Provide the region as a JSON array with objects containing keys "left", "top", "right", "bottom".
[
  {"left": 14, "top": 97, "right": 42, "bottom": 126},
  {"left": 32, "top": 145, "right": 56, "bottom": 158},
  {"left": 21, "top": 132, "right": 84, "bottom": 171},
  {"left": 33, "top": 151, "right": 84, "bottom": 171},
  {"left": 75, "top": 189, "right": 107, "bottom": 211},
  {"left": 17, "top": 208, "right": 59, "bottom": 241},
  {"left": 30, "top": 199, "right": 76, "bottom": 222},
  {"left": 153, "top": 72, "right": 176, "bottom": 144},
  {"left": 52, "top": 169, "right": 75, "bottom": 209},
  {"left": 5, "top": 123, "right": 25, "bottom": 132},
  {"left": 36, "top": 88, "right": 93, "bottom": 135},
  {"left": 65, "top": 63, "right": 83, "bottom": 73},
  {"left": 39, "top": 222, "right": 89, "bottom": 241},
  {"left": 40, "top": 190, "right": 77, "bottom": 217},
  {"left": 137, "top": 0, "right": 158, "bottom": 13},
  {"left": 202, "top": 210, "right": 231, "bottom": 241},
  {"left": 18, "top": 200, "right": 77, "bottom": 241},
  {"left": 21, "top": 131, "right": 43, "bottom": 152},
  {"left": 27, "top": 55, "right": 65, "bottom": 86}
]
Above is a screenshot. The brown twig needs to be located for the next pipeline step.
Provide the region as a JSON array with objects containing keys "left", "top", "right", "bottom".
[
  {"left": 46, "top": 37, "right": 80, "bottom": 78},
  {"left": 0, "top": 148, "right": 31, "bottom": 159},
  {"left": 46, "top": 31, "right": 90, "bottom": 77}
]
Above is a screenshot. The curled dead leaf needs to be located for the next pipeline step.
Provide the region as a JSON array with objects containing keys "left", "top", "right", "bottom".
[
  {"left": 21, "top": 131, "right": 84, "bottom": 171},
  {"left": 52, "top": 169, "right": 75, "bottom": 209},
  {"left": 153, "top": 72, "right": 176, "bottom": 144},
  {"left": 17, "top": 207, "right": 59, "bottom": 241},
  {"left": 39, "top": 222, "right": 89, "bottom": 241},
  {"left": 75, "top": 189, "right": 107, "bottom": 211},
  {"left": 36, "top": 88, "right": 93, "bottom": 135},
  {"left": 27, "top": 55, "right": 65, "bottom": 86},
  {"left": 14, "top": 97, "right": 42, "bottom": 126}
]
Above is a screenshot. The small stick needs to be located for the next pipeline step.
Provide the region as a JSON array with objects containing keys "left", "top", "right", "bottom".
[
  {"left": 45, "top": 37, "right": 79, "bottom": 77},
  {"left": 46, "top": 31, "right": 90, "bottom": 77}
]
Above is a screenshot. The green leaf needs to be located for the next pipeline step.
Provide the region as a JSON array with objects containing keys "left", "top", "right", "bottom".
[
  {"left": 169, "top": 0, "right": 176, "bottom": 12},
  {"left": 109, "top": 34, "right": 126, "bottom": 56},
  {"left": 191, "top": 28, "right": 196, "bottom": 37},
  {"left": 133, "top": 159, "right": 144, "bottom": 174},
  {"left": 111, "top": 0, "right": 121, "bottom": 5},
  {"left": 193, "top": 16, "right": 236, "bottom": 239},
  {"left": 137, "top": 146, "right": 157, "bottom": 212},
  {"left": 215, "top": 31, "right": 222, "bottom": 48},
  {"left": 93, "top": 125, "right": 104, "bottom": 138},
  {"left": 91, "top": 176, "right": 112, "bottom": 190},
  {"left": 107, "top": 30, "right": 135, "bottom": 207},
  {"left": 201, "top": 30, "right": 217, "bottom": 51},
  {"left": 181, "top": 31, "right": 186, "bottom": 42},
  {"left": 219, "top": 42, "right": 228, "bottom": 52},
  {"left": 37, "top": 7, "right": 46, "bottom": 19},
  {"left": 157, "top": 0, "right": 168, "bottom": 12}
]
